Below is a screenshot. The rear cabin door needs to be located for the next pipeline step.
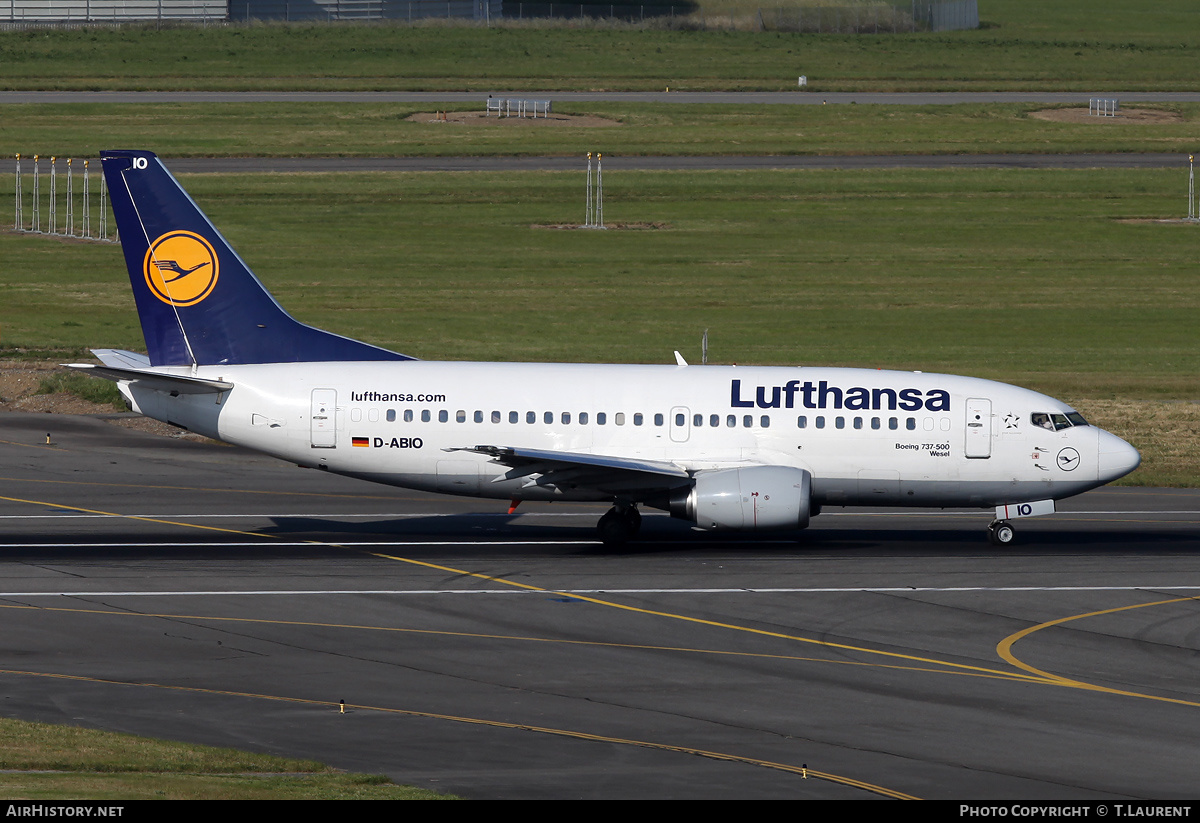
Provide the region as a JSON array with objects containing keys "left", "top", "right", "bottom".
[{"left": 310, "top": 388, "right": 337, "bottom": 448}]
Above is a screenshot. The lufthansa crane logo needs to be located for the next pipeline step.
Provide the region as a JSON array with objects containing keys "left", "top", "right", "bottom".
[
  {"left": 143, "top": 231, "right": 219, "bottom": 307},
  {"left": 1056, "top": 448, "right": 1081, "bottom": 472}
]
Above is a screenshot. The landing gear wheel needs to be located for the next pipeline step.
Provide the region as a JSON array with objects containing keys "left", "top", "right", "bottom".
[
  {"left": 624, "top": 506, "right": 642, "bottom": 537},
  {"left": 987, "top": 520, "right": 1016, "bottom": 546},
  {"left": 598, "top": 505, "right": 641, "bottom": 546}
]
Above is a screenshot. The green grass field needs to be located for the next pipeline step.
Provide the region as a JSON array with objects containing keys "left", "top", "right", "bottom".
[
  {"left": 0, "top": 0, "right": 1198, "bottom": 92},
  {"left": 6, "top": 168, "right": 1196, "bottom": 380},
  {"left": 0, "top": 717, "right": 453, "bottom": 799},
  {"left": 3, "top": 101, "right": 1199, "bottom": 158}
]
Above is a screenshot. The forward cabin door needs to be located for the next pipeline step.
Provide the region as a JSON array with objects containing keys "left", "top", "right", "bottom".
[
  {"left": 311, "top": 388, "right": 337, "bottom": 448},
  {"left": 964, "top": 397, "right": 991, "bottom": 458}
]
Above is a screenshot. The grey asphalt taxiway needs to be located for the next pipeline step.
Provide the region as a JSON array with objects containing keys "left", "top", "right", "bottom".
[{"left": 1, "top": 412, "right": 1198, "bottom": 798}]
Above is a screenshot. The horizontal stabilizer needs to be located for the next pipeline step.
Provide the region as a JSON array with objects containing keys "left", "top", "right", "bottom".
[{"left": 64, "top": 363, "right": 233, "bottom": 395}]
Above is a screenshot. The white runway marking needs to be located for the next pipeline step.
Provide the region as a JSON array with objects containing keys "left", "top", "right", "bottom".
[{"left": 3, "top": 585, "right": 1200, "bottom": 597}]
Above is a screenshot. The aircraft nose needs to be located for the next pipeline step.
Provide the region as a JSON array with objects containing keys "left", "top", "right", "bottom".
[{"left": 1097, "top": 429, "right": 1141, "bottom": 482}]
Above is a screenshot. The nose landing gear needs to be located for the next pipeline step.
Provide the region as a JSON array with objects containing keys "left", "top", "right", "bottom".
[{"left": 987, "top": 519, "right": 1015, "bottom": 546}]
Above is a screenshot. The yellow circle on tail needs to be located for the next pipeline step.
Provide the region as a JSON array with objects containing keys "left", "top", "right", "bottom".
[{"left": 143, "top": 231, "right": 219, "bottom": 307}]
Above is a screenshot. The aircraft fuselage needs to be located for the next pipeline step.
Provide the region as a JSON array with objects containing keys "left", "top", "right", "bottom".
[{"left": 125, "top": 361, "right": 1138, "bottom": 510}]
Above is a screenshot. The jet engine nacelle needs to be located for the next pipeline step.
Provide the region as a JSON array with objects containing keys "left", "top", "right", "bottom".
[{"left": 670, "top": 466, "right": 812, "bottom": 531}]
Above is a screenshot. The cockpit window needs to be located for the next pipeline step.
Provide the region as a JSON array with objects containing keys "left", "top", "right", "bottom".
[{"left": 1032, "top": 411, "right": 1088, "bottom": 431}]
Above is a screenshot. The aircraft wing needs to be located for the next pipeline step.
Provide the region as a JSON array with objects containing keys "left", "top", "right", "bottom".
[{"left": 449, "top": 445, "right": 692, "bottom": 495}]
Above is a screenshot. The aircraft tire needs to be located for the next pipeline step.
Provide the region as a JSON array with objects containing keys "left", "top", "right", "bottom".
[
  {"left": 598, "top": 509, "right": 633, "bottom": 545},
  {"left": 625, "top": 506, "right": 642, "bottom": 537},
  {"left": 988, "top": 520, "right": 1016, "bottom": 546}
]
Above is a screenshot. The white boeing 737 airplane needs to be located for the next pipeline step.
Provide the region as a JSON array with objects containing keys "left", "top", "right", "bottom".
[{"left": 71, "top": 150, "right": 1141, "bottom": 545}]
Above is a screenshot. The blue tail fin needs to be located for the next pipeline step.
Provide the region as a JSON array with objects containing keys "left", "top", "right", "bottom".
[{"left": 100, "top": 150, "right": 413, "bottom": 367}]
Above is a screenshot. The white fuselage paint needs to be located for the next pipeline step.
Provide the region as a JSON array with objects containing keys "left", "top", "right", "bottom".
[{"left": 124, "top": 361, "right": 1139, "bottom": 510}]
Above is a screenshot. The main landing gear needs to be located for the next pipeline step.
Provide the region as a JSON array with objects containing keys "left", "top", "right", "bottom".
[
  {"left": 987, "top": 519, "right": 1016, "bottom": 546},
  {"left": 598, "top": 503, "right": 641, "bottom": 545}
]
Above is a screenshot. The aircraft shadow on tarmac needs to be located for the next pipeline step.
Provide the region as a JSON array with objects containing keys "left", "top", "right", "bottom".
[
  {"left": 244, "top": 513, "right": 1200, "bottom": 558},
  {"left": 0, "top": 515, "right": 1189, "bottom": 562}
]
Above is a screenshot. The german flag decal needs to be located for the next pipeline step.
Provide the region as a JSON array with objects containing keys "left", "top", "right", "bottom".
[{"left": 352, "top": 437, "right": 370, "bottom": 448}]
